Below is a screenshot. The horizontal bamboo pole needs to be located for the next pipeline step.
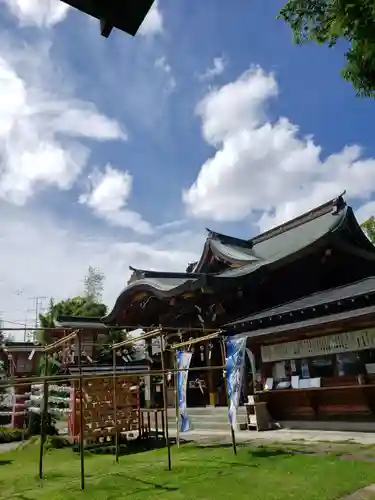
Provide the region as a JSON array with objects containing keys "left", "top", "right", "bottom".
[
  {"left": 111, "top": 328, "right": 161, "bottom": 349},
  {"left": 0, "top": 325, "right": 219, "bottom": 333},
  {"left": 171, "top": 332, "right": 220, "bottom": 350},
  {"left": 43, "top": 330, "right": 78, "bottom": 352},
  {"left": 0, "top": 364, "right": 225, "bottom": 389}
]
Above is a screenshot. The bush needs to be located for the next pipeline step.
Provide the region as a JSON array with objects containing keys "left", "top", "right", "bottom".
[
  {"left": 0, "top": 427, "right": 25, "bottom": 444},
  {"left": 26, "top": 412, "right": 58, "bottom": 437},
  {"left": 44, "top": 435, "right": 71, "bottom": 450}
]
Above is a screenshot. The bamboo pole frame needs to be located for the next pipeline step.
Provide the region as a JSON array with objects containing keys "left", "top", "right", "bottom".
[
  {"left": 1, "top": 324, "right": 238, "bottom": 491},
  {"left": 113, "top": 349, "right": 119, "bottom": 463},
  {"left": 0, "top": 325, "right": 220, "bottom": 333},
  {"left": 39, "top": 351, "right": 49, "bottom": 479},
  {"left": 111, "top": 328, "right": 161, "bottom": 349},
  {"left": 170, "top": 332, "right": 220, "bottom": 350},
  {"left": 159, "top": 332, "right": 171, "bottom": 471},
  {"left": 174, "top": 354, "right": 180, "bottom": 448},
  {"left": 0, "top": 364, "right": 226, "bottom": 390},
  {"left": 78, "top": 334, "right": 85, "bottom": 491}
]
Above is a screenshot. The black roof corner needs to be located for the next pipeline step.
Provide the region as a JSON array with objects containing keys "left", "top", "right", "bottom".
[{"left": 61, "top": 0, "right": 155, "bottom": 37}]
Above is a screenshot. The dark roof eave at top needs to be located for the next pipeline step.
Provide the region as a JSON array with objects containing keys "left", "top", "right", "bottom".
[{"left": 60, "top": 0, "right": 155, "bottom": 37}]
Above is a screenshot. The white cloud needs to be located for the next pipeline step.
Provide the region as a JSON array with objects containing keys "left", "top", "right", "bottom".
[
  {"left": 0, "top": 205, "right": 202, "bottom": 338},
  {"left": 183, "top": 66, "right": 375, "bottom": 231},
  {"left": 0, "top": 39, "right": 125, "bottom": 205},
  {"left": 198, "top": 56, "right": 227, "bottom": 81},
  {"left": 154, "top": 56, "right": 176, "bottom": 93},
  {"left": 1, "top": 0, "right": 69, "bottom": 27},
  {"left": 139, "top": 0, "right": 163, "bottom": 36},
  {"left": 79, "top": 165, "right": 153, "bottom": 234}
]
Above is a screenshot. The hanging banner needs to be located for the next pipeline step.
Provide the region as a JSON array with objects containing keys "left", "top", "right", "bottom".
[
  {"left": 226, "top": 336, "right": 247, "bottom": 431},
  {"left": 176, "top": 350, "right": 192, "bottom": 432}
]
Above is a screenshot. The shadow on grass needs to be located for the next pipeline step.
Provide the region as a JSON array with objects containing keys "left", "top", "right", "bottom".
[
  {"left": 113, "top": 472, "right": 179, "bottom": 492},
  {"left": 73, "top": 437, "right": 189, "bottom": 457},
  {"left": 250, "top": 448, "right": 292, "bottom": 458},
  {"left": 0, "top": 460, "right": 12, "bottom": 466},
  {"left": 195, "top": 443, "right": 240, "bottom": 450}
]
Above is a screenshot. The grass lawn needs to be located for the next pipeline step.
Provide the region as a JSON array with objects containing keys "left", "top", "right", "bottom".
[{"left": 1, "top": 442, "right": 375, "bottom": 499}]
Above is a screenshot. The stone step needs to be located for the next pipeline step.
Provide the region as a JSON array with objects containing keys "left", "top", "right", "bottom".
[{"left": 167, "top": 420, "right": 232, "bottom": 430}]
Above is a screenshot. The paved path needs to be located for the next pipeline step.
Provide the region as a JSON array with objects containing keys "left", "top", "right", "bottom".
[
  {"left": 0, "top": 442, "right": 21, "bottom": 454},
  {"left": 168, "top": 428, "right": 375, "bottom": 445},
  {"left": 341, "top": 484, "right": 375, "bottom": 500}
]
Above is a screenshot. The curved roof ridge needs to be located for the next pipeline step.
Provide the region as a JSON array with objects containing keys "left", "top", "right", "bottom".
[
  {"left": 128, "top": 267, "right": 204, "bottom": 279},
  {"left": 250, "top": 193, "right": 347, "bottom": 246},
  {"left": 206, "top": 229, "right": 252, "bottom": 248}
]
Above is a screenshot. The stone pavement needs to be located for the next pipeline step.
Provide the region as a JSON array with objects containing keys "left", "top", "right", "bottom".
[
  {"left": 0, "top": 441, "right": 22, "bottom": 453},
  {"left": 168, "top": 427, "right": 375, "bottom": 445},
  {"left": 341, "top": 484, "right": 375, "bottom": 500}
]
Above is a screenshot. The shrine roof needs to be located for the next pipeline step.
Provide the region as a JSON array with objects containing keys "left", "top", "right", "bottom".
[
  {"left": 61, "top": 0, "right": 155, "bottom": 37},
  {"left": 225, "top": 304, "right": 375, "bottom": 341},
  {"left": 102, "top": 273, "right": 203, "bottom": 324},
  {"left": 104, "top": 194, "right": 375, "bottom": 323},
  {"left": 224, "top": 276, "right": 375, "bottom": 336}
]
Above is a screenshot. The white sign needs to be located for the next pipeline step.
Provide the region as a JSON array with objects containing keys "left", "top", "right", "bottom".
[{"left": 261, "top": 328, "right": 375, "bottom": 363}]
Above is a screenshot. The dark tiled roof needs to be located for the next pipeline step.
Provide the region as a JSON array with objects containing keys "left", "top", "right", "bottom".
[
  {"left": 226, "top": 276, "right": 375, "bottom": 328},
  {"left": 224, "top": 304, "right": 375, "bottom": 340},
  {"left": 196, "top": 195, "right": 351, "bottom": 277}
]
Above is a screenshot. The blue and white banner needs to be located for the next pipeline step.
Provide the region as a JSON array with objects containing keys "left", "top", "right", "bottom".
[
  {"left": 176, "top": 350, "right": 192, "bottom": 433},
  {"left": 226, "top": 336, "right": 247, "bottom": 431}
]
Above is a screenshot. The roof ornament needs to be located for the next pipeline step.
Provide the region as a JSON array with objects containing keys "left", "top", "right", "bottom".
[
  {"left": 128, "top": 266, "right": 145, "bottom": 284},
  {"left": 206, "top": 228, "right": 217, "bottom": 240},
  {"left": 332, "top": 191, "right": 347, "bottom": 214}
]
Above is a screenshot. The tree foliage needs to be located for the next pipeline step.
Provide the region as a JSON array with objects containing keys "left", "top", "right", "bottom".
[
  {"left": 39, "top": 297, "right": 107, "bottom": 333},
  {"left": 279, "top": 0, "right": 375, "bottom": 97},
  {"left": 84, "top": 266, "right": 105, "bottom": 303},
  {"left": 361, "top": 215, "right": 375, "bottom": 243}
]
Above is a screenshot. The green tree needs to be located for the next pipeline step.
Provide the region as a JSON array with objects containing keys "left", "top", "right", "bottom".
[
  {"left": 279, "top": 0, "right": 375, "bottom": 97},
  {"left": 38, "top": 296, "right": 107, "bottom": 341},
  {"left": 361, "top": 215, "right": 375, "bottom": 243},
  {"left": 84, "top": 266, "right": 105, "bottom": 303}
]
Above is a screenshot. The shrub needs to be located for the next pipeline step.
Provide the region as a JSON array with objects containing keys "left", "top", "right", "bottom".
[
  {"left": 0, "top": 427, "right": 25, "bottom": 444},
  {"left": 26, "top": 412, "right": 58, "bottom": 437},
  {"left": 44, "top": 435, "right": 71, "bottom": 450}
]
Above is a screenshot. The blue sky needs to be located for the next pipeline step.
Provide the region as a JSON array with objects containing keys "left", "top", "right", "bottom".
[{"left": 1, "top": 0, "right": 375, "bottom": 333}]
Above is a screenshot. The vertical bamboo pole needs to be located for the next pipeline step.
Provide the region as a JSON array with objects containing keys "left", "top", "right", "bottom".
[
  {"left": 160, "top": 331, "right": 172, "bottom": 471},
  {"left": 39, "top": 352, "right": 49, "bottom": 479},
  {"left": 78, "top": 333, "right": 85, "bottom": 490},
  {"left": 174, "top": 352, "right": 180, "bottom": 448},
  {"left": 112, "top": 349, "right": 119, "bottom": 463},
  {"left": 220, "top": 338, "right": 237, "bottom": 456}
]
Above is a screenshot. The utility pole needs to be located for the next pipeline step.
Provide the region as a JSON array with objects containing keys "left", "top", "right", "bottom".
[{"left": 28, "top": 297, "right": 47, "bottom": 342}]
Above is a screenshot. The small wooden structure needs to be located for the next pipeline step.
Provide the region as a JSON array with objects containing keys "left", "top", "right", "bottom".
[
  {"left": 245, "top": 395, "right": 273, "bottom": 431},
  {"left": 71, "top": 375, "right": 141, "bottom": 444},
  {"left": 0, "top": 343, "right": 41, "bottom": 428}
]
